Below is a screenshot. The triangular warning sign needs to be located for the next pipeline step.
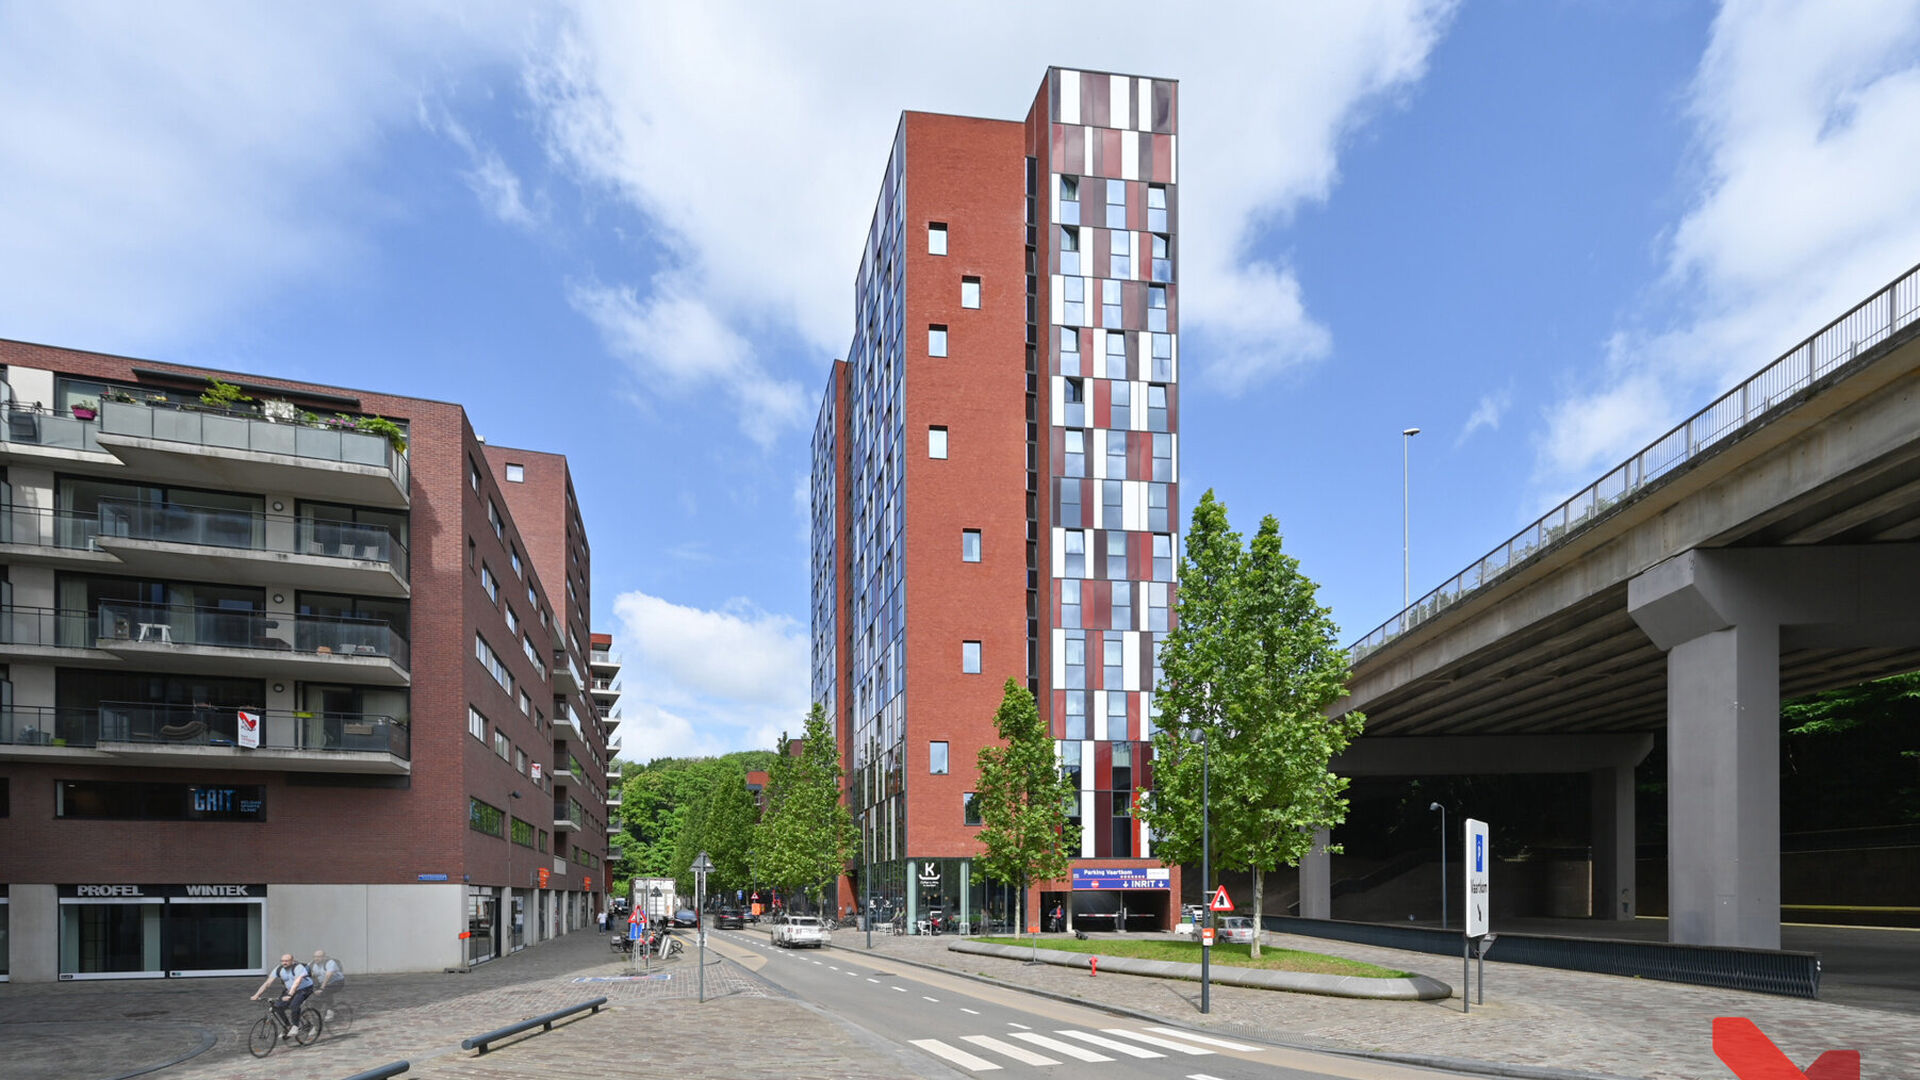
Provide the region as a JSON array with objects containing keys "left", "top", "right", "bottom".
[{"left": 1209, "top": 886, "right": 1234, "bottom": 912}]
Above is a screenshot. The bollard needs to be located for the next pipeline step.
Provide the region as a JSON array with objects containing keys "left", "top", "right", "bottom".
[{"left": 1090, "top": 956, "right": 1098, "bottom": 977}]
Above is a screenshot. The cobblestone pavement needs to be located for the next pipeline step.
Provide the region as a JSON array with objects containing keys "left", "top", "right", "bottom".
[
  {"left": 0, "top": 929, "right": 924, "bottom": 1080},
  {"left": 824, "top": 926, "right": 1920, "bottom": 1080}
]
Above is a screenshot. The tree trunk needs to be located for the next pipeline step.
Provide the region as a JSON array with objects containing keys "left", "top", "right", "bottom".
[{"left": 1251, "top": 868, "right": 1264, "bottom": 959}]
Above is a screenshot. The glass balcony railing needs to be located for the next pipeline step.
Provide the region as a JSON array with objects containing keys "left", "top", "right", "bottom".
[
  {"left": 0, "top": 504, "right": 105, "bottom": 549},
  {"left": 96, "top": 400, "right": 409, "bottom": 493},
  {"left": 0, "top": 605, "right": 93, "bottom": 648},
  {"left": 95, "top": 601, "right": 410, "bottom": 669},
  {"left": 94, "top": 499, "right": 408, "bottom": 577},
  {"left": 0, "top": 702, "right": 408, "bottom": 758},
  {"left": 0, "top": 404, "right": 104, "bottom": 453}
]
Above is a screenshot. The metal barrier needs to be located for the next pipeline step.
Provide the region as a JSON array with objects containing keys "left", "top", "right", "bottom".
[
  {"left": 459, "top": 997, "right": 608, "bottom": 1054},
  {"left": 337, "top": 1063, "right": 409, "bottom": 1080},
  {"left": 1260, "top": 915, "right": 1821, "bottom": 999},
  {"left": 1350, "top": 259, "right": 1920, "bottom": 663}
]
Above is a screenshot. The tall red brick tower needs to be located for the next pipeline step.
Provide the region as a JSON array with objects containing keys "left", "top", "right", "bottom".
[{"left": 812, "top": 68, "right": 1181, "bottom": 932}]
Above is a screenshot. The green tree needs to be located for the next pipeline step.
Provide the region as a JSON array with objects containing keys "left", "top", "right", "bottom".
[
  {"left": 695, "top": 760, "right": 761, "bottom": 895},
  {"left": 973, "top": 678, "right": 1074, "bottom": 955},
  {"left": 753, "top": 704, "right": 858, "bottom": 909},
  {"left": 1140, "top": 492, "right": 1364, "bottom": 957}
]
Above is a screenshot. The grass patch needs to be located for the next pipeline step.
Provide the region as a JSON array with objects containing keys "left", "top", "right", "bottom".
[{"left": 975, "top": 936, "right": 1410, "bottom": 978}]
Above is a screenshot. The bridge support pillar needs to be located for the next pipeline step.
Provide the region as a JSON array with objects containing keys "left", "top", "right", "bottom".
[
  {"left": 1589, "top": 764, "right": 1636, "bottom": 920},
  {"left": 1299, "top": 828, "right": 1331, "bottom": 920}
]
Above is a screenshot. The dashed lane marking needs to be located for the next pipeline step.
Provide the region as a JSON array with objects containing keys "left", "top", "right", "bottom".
[{"left": 960, "top": 1007, "right": 981, "bottom": 1015}]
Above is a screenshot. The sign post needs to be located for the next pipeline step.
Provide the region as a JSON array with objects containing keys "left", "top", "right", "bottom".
[
  {"left": 691, "top": 851, "right": 714, "bottom": 1003},
  {"left": 1464, "top": 818, "right": 1490, "bottom": 1012}
]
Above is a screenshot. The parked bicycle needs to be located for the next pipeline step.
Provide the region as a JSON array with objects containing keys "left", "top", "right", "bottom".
[{"left": 248, "top": 998, "right": 321, "bottom": 1057}]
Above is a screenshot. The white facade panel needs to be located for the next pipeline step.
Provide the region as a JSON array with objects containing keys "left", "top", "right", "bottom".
[
  {"left": 1083, "top": 126, "right": 1094, "bottom": 174},
  {"left": 1051, "top": 528, "right": 1067, "bottom": 580},
  {"left": 1081, "top": 790, "right": 1097, "bottom": 857},
  {"left": 1050, "top": 373, "right": 1066, "bottom": 428},
  {"left": 1123, "top": 629, "right": 1141, "bottom": 690},
  {"left": 1050, "top": 274, "right": 1064, "bottom": 326},
  {"left": 1060, "top": 69, "right": 1081, "bottom": 125},
  {"left": 1138, "top": 79, "right": 1153, "bottom": 132},
  {"left": 1109, "top": 74, "right": 1131, "bottom": 130},
  {"left": 1052, "top": 625, "right": 1068, "bottom": 683},
  {"left": 1124, "top": 480, "right": 1144, "bottom": 532},
  {"left": 1169, "top": 134, "right": 1177, "bottom": 183},
  {"left": 1121, "top": 130, "right": 1139, "bottom": 180},
  {"left": 1092, "top": 690, "right": 1109, "bottom": 740}
]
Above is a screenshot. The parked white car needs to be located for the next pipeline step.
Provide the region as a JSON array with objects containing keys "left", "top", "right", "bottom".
[
  {"left": 1217, "top": 916, "right": 1256, "bottom": 944},
  {"left": 773, "top": 914, "right": 830, "bottom": 948}
]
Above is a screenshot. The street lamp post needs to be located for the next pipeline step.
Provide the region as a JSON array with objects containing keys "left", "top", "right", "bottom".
[
  {"left": 1402, "top": 427, "right": 1421, "bottom": 616},
  {"left": 1429, "top": 801, "right": 1448, "bottom": 931},
  {"left": 507, "top": 790, "right": 522, "bottom": 954},
  {"left": 691, "top": 851, "right": 714, "bottom": 1004},
  {"left": 1199, "top": 727, "right": 1212, "bottom": 1015}
]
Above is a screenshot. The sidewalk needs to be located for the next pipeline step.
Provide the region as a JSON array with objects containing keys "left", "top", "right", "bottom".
[
  {"left": 829, "top": 926, "right": 1920, "bottom": 1080},
  {"left": 0, "top": 928, "right": 926, "bottom": 1080}
]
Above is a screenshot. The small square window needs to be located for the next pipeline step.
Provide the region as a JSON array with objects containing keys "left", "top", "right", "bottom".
[
  {"left": 929, "top": 426, "right": 948, "bottom": 459},
  {"left": 929, "top": 325, "right": 948, "bottom": 357},
  {"left": 929, "top": 222, "right": 948, "bottom": 255},
  {"left": 962, "top": 529, "right": 981, "bottom": 562},
  {"left": 961, "top": 277, "right": 981, "bottom": 309},
  {"left": 505, "top": 463, "right": 525, "bottom": 483},
  {"left": 962, "top": 640, "right": 981, "bottom": 673},
  {"left": 930, "top": 741, "right": 949, "bottom": 774}
]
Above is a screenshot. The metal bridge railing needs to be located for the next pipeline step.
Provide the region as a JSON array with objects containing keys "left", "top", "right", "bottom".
[{"left": 1351, "top": 260, "right": 1920, "bottom": 663}]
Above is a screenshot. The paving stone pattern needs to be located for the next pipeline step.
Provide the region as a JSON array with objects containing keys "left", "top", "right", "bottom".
[
  {"left": 849, "top": 927, "right": 1920, "bottom": 1080},
  {"left": 0, "top": 929, "right": 915, "bottom": 1080}
]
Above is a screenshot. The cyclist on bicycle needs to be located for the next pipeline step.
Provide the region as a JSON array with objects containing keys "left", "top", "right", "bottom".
[
  {"left": 251, "top": 954, "right": 314, "bottom": 1037},
  {"left": 309, "top": 950, "right": 346, "bottom": 1020}
]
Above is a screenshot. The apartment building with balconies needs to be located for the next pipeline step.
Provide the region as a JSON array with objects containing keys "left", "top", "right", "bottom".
[
  {"left": 589, "top": 631, "right": 623, "bottom": 869},
  {"left": 0, "top": 338, "right": 609, "bottom": 981}
]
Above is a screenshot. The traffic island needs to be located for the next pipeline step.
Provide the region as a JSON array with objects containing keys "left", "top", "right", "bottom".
[{"left": 950, "top": 938, "right": 1453, "bottom": 1000}]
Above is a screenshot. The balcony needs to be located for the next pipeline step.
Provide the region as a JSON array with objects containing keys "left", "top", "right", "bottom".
[
  {"left": 602, "top": 710, "right": 621, "bottom": 734},
  {"left": 553, "top": 705, "right": 587, "bottom": 745},
  {"left": 0, "top": 505, "right": 118, "bottom": 569},
  {"left": 0, "top": 703, "right": 409, "bottom": 773},
  {"left": 553, "top": 798, "right": 582, "bottom": 832},
  {"left": 95, "top": 601, "right": 410, "bottom": 684},
  {"left": 606, "top": 818, "right": 622, "bottom": 836},
  {"left": 605, "top": 789, "right": 622, "bottom": 809},
  {"left": 0, "top": 606, "right": 118, "bottom": 667},
  {"left": 605, "top": 765, "right": 622, "bottom": 783},
  {"left": 553, "top": 649, "right": 586, "bottom": 694},
  {"left": 80, "top": 499, "right": 409, "bottom": 596},
  {"left": 588, "top": 649, "right": 620, "bottom": 673},
  {"left": 589, "top": 675, "right": 620, "bottom": 703},
  {"left": 94, "top": 400, "right": 409, "bottom": 508},
  {"left": 0, "top": 404, "right": 111, "bottom": 463}
]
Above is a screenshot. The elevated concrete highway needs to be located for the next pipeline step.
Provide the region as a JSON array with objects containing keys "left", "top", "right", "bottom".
[{"left": 1317, "top": 262, "right": 1920, "bottom": 950}]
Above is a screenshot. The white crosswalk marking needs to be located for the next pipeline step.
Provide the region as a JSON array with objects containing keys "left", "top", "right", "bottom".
[
  {"left": 1187, "top": 1074, "right": 1233, "bottom": 1080},
  {"left": 1056, "top": 1030, "right": 1164, "bottom": 1058},
  {"left": 1007, "top": 1032, "right": 1113, "bottom": 1061},
  {"left": 911, "top": 1038, "right": 1003, "bottom": 1071},
  {"left": 1144, "top": 1027, "right": 1262, "bottom": 1052},
  {"left": 961, "top": 1035, "right": 1060, "bottom": 1066},
  {"left": 1100, "top": 1028, "right": 1214, "bottom": 1055}
]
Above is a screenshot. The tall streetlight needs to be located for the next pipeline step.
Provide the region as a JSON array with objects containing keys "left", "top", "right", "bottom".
[
  {"left": 1429, "top": 801, "right": 1448, "bottom": 931},
  {"left": 1402, "top": 427, "right": 1421, "bottom": 614},
  {"left": 1199, "top": 727, "right": 1212, "bottom": 1015}
]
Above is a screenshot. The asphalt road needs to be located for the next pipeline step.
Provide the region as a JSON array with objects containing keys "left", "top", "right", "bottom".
[{"left": 707, "top": 928, "right": 1466, "bottom": 1080}]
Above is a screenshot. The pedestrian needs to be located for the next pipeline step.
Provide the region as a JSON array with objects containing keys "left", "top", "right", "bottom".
[
  {"left": 1050, "top": 902, "right": 1063, "bottom": 933},
  {"left": 598, "top": 908, "right": 608, "bottom": 932}
]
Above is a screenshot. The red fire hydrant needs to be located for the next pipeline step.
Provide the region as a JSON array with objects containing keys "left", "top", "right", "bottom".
[{"left": 1090, "top": 956, "right": 1098, "bottom": 977}]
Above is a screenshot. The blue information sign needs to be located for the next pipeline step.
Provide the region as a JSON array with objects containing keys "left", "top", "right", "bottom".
[
  {"left": 1070, "top": 867, "right": 1172, "bottom": 890},
  {"left": 629, "top": 921, "right": 644, "bottom": 941},
  {"left": 417, "top": 873, "right": 449, "bottom": 882}
]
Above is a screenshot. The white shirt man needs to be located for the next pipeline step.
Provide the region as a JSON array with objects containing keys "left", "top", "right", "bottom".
[{"left": 250, "top": 954, "right": 314, "bottom": 1035}]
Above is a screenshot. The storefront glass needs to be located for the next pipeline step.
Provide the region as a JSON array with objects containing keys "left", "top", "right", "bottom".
[
  {"left": 465, "top": 886, "right": 497, "bottom": 964},
  {"left": 56, "top": 885, "right": 265, "bottom": 979}
]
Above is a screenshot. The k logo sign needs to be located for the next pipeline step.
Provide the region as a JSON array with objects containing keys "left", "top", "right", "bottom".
[{"left": 1713, "top": 1018, "right": 1859, "bottom": 1080}]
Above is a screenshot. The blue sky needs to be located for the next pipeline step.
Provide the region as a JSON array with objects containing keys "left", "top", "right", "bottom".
[{"left": 5, "top": 1, "right": 1920, "bottom": 761}]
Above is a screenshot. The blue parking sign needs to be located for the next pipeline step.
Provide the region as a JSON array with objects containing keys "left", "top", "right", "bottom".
[{"left": 629, "top": 921, "right": 643, "bottom": 941}]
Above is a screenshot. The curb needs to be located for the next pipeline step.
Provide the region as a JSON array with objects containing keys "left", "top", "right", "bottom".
[
  {"left": 852, "top": 940, "right": 1648, "bottom": 1080},
  {"left": 948, "top": 939, "right": 1453, "bottom": 1000}
]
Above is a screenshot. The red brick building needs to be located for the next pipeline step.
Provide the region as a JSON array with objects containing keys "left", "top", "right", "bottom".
[
  {"left": 0, "top": 339, "right": 613, "bottom": 981},
  {"left": 811, "top": 68, "right": 1182, "bottom": 934}
]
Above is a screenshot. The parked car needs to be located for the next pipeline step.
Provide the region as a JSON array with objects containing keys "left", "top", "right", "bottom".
[
  {"left": 1177, "top": 904, "right": 1207, "bottom": 935},
  {"left": 1217, "top": 915, "right": 1256, "bottom": 944},
  {"left": 715, "top": 908, "right": 745, "bottom": 929},
  {"left": 671, "top": 908, "right": 700, "bottom": 928},
  {"left": 772, "top": 914, "right": 830, "bottom": 948}
]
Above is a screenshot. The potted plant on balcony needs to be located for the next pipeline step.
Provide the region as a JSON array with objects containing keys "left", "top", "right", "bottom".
[
  {"left": 69, "top": 399, "right": 98, "bottom": 421},
  {"left": 200, "top": 377, "right": 253, "bottom": 413},
  {"left": 358, "top": 415, "right": 408, "bottom": 453}
]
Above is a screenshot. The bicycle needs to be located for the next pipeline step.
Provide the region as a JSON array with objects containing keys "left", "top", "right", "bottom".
[
  {"left": 248, "top": 998, "right": 321, "bottom": 1057},
  {"left": 314, "top": 993, "right": 354, "bottom": 1036}
]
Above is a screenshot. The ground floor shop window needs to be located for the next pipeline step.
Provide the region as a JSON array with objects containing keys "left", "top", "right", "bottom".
[
  {"left": 56, "top": 885, "right": 264, "bottom": 979},
  {"left": 1, "top": 891, "right": 10, "bottom": 981},
  {"left": 466, "top": 886, "right": 497, "bottom": 964}
]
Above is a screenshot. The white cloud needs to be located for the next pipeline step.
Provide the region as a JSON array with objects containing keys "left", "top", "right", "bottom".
[
  {"left": 529, "top": 0, "right": 1459, "bottom": 417},
  {"left": 0, "top": 2, "right": 526, "bottom": 350},
  {"left": 610, "top": 589, "right": 810, "bottom": 762},
  {"left": 422, "top": 103, "right": 542, "bottom": 230},
  {"left": 1457, "top": 387, "right": 1512, "bottom": 446},
  {"left": 1534, "top": 0, "right": 1920, "bottom": 492},
  {"left": 568, "top": 275, "right": 808, "bottom": 447}
]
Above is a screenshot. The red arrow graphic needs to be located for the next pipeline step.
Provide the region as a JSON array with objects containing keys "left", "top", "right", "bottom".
[{"left": 1713, "top": 1018, "right": 1859, "bottom": 1080}]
